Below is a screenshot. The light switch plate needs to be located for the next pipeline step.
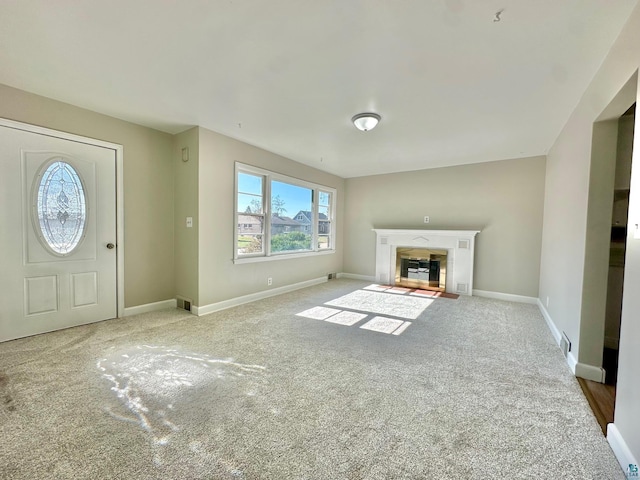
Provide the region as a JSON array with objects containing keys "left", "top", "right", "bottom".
[{"left": 186, "top": 217, "right": 193, "bottom": 228}]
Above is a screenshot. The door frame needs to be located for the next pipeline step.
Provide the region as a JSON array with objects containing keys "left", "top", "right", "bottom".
[
  {"left": 0, "top": 117, "right": 125, "bottom": 318},
  {"left": 578, "top": 73, "right": 637, "bottom": 382}
]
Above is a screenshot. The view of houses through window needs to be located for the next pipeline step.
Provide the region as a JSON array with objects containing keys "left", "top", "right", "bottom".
[{"left": 236, "top": 164, "right": 335, "bottom": 259}]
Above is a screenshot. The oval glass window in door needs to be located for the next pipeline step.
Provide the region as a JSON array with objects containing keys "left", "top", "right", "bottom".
[{"left": 35, "top": 160, "right": 87, "bottom": 255}]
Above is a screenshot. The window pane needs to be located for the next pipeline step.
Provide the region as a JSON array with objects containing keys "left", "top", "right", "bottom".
[
  {"left": 319, "top": 191, "right": 330, "bottom": 206},
  {"left": 237, "top": 211, "right": 264, "bottom": 256},
  {"left": 238, "top": 172, "right": 262, "bottom": 195},
  {"left": 237, "top": 234, "right": 263, "bottom": 255},
  {"left": 318, "top": 220, "right": 331, "bottom": 235},
  {"left": 318, "top": 190, "right": 332, "bottom": 250},
  {"left": 237, "top": 213, "right": 263, "bottom": 233},
  {"left": 237, "top": 172, "right": 263, "bottom": 216},
  {"left": 270, "top": 180, "right": 312, "bottom": 253},
  {"left": 36, "top": 160, "right": 86, "bottom": 255},
  {"left": 318, "top": 235, "right": 331, "bottom": 250},
  {"left": 237, "top": 193, "right": 262, "bottom": 214}
]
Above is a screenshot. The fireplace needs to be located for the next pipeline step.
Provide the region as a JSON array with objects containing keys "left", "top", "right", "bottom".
[
  {"left": 396, "top": 248, "right": 447, "bottom": 291},
  {"left": 373, "top": 229, "right": 480, "bottom": 296}
]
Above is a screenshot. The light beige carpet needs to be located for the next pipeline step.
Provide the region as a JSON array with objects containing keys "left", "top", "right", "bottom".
[{"left": 0, "top": 279, "right": 624, "bottom": 479}]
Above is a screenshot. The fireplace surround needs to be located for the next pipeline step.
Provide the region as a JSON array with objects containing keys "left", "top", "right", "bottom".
[{"left": 373, "top": 229, "right": 480, "bottom": 296}]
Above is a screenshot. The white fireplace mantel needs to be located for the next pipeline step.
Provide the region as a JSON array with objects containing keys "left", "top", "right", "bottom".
[{"left": 372, "top": 229, "right": 480, "bottom": 296}]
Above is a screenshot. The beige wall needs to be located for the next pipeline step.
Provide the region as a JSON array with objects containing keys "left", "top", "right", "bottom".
[
  {"left": 343, "top": 156, "right": 546, "bottom": 297},
  {"left": 0, "top": 84, "right": 175, "bottom": 308},
  {"left": 539, "top": 2, "right": 640, "bottom": 465},
  {"left": 197, "top": 127, "right": 344, "bottom": 307}
]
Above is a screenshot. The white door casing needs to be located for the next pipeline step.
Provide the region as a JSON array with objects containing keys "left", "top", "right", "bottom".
[{"left": 0, "top": 119, "right": 124, "bottom": 342}]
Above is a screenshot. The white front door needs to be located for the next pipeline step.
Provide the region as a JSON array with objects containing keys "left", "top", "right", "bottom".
[{"left": 0, "top": 121, "right": 120, "bottom": 342}]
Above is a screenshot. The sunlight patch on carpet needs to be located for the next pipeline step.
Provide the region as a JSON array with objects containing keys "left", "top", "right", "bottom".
[
  {"left": 325, "top": 289, "right": 433, "bottom": 320},
  {"left": 386, "top": 287, "right": 413, "bottom": 294},
  {"left": 360, "top": 316, "right": 412, "bottom": 335},
  {"left": 363, "top": 284, "right": 392, "bottom": 292},
  {"left": 296, "top": 303, "right": 413, "bottom": 335},
  {"left": 295, "top": 306, "right": 341, "bottom": 320},
  {"left": 97, "top": 345, "right": 264, "bottom": 470},
  {"left": 324, "top": 311, "right": 368, "bottom": 326},
  {"left": 296, "top": 307, "right": 367, "bottom": 326}
]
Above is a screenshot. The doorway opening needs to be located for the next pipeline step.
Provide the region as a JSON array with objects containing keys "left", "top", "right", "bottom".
[
  {"left": 604, "top": 104, "right": 635, "bottom": 385},
  {"left": 579, "top": 103, "right": 635, "bottom": 434}
]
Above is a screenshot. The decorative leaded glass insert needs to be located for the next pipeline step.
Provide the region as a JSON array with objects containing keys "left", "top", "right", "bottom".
[{"left": 35, "top": 160, "right": 87, "bottom": 255}]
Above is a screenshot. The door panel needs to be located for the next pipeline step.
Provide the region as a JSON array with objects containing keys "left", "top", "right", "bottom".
[{"left": 0, "top": 124, "right": 117, "bottom": 342}]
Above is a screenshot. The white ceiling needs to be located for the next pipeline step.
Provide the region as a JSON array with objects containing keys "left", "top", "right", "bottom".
[{"left": 0, "top": 1, "right": 637, "bottom": 178}]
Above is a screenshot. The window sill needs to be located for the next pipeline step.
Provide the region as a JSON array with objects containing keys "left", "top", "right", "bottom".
[{"left": 234, "top": 249, "right": 335, "bottom": 264}]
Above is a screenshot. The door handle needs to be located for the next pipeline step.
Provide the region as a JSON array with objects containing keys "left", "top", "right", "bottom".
[{"left": 106, "top": 243, "right": 115, "bottom": 249}]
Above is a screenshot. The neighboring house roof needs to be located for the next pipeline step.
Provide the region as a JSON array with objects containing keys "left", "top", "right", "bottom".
[
  {"left": 294, "top": 211, "right": 312, "bottom": 223},
  {"left": 271, "top": 215, "right": 302, "bottom": 227},
  {"left": 237, "top": 214, "right": 262, "bottom": 224},
  {"left": 294, "top": 210, "right": 328, "bottom": 222}
]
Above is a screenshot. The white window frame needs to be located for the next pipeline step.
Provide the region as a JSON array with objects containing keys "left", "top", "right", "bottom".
[{"left": 234, "top": 162, "right": 336, "bottom": 264}]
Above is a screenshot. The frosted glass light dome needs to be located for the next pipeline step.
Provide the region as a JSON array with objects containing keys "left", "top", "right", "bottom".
[{"left": 352, "top": 113, "right": 381, "bottom": 131}]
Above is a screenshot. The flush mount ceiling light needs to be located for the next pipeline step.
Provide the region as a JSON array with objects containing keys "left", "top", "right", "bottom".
[{"left": 352, "top": 112, "right": 381, "bottom": 131}]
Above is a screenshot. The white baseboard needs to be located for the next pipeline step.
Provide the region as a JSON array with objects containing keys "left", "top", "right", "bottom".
[
  {"left": 607, "top": 423, "right": 639, "bottom": 474},
  {"left": 567, "top": 352, "right": 578, "bottom": 374},
  {"left": 566, "top": 351, "right": 606, "bottom": 383},
  {"left": 123, "top": 298, "right": 177, "bottom": 317},
  {"left": 537, "top": 300, "right": 562, "bottom": 345},
  {"left": 536, "top": 300, "right": 605, "bottom": 381},
  {"left": 473, "top": 289, "right": 538, "bottom": 304},
  {"left": 575, "top": 361, "right": 606, "bottom": 383},
  {"left": 337, "top": 272, "right": 376, "bottom": 281},
  {"left": 193, "top": 276, "right": 327, "bottom": 316}
]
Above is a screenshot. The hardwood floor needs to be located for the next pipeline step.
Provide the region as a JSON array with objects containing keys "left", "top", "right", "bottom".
[
  {"left": 578, "top": 377, "right": 616, "bottom": 435},
  {"left": 576, "top": 347, "right": 618, "bottom": 435}
]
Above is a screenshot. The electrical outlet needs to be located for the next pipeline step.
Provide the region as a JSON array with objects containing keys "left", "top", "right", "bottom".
[
  {"left": 267, "top": 277, "right": 272, "bottom": 286},
  {"left": 423, "top": 216, "right": 430, "bottom": 224}
]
